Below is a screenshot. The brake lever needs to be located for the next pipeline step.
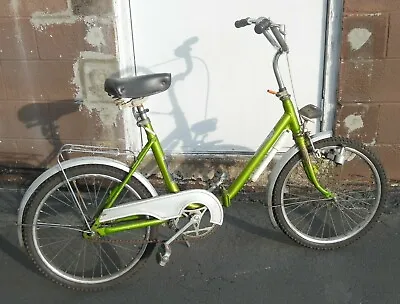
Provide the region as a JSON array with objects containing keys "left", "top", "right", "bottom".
[
  {"left": 270, "top": 23, "right": 286, "bottom": 35},
  {"left": 263, "top": 30, "right": 280, "bottom": 50},
  {"left": 278, "top": 24, "right": 286, "bottom": 35}
]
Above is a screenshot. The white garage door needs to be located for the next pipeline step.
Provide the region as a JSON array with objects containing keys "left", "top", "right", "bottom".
[{"left": 126, "top": 0, "right": 328, "bottom": 153}]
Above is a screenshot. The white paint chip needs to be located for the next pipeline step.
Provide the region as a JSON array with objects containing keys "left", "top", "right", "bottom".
[
  {"left": 71, "top": 51, "right": 119, "bottom": 128},
  {"left": 344, "top": 114, "right": 364, "bottom": 133},
  {"left": 85, "top": 27, "right": 106, "bottom": 48},
  {"left": 348, "top": 28, "right": 372, "bottom": 51}
]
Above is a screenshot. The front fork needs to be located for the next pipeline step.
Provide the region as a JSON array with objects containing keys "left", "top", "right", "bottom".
[{"left": 296, "top": 133, "right": 334, "bottom": 199}]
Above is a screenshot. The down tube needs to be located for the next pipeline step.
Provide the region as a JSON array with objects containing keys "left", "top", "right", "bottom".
[{"left": 226, "top": 113, "right": 291, "bottom": 199}]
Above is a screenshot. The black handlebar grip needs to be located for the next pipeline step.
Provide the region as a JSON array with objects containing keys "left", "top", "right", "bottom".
[
  {"left": 254, "top": 18, "right": 271, "bottom": 34},
  {"left": 270, "top": 26, "right": 289, "bottom": 52},
  {"left": 235, "top": 18, "right": 250, "bottom": 28}
]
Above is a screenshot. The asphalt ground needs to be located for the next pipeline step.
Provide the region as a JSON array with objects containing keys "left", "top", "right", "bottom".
[{"left": 0, "top": 185, "right": 399, "bottom": 304}]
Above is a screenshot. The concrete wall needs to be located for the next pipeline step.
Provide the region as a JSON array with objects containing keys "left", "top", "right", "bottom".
[
  {"left": 337, "top": 0, "right": 400, "bottom": 180},
  {"left": 1, "top": 0, "right": 399, "bottom": 186},
  {"left": 0, "top": 0, "right": 122, "bottom": 169}
]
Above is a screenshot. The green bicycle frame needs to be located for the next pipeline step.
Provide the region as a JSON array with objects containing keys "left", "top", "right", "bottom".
[{"left": 91, "top": 92, "right": 332, "bottom": 237}]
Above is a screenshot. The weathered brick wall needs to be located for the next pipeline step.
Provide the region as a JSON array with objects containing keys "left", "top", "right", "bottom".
[
  {"left": 337, "top": 0, "right": 400, "bottom": 180},
  {"left": 0, "top": 0, "right": 122, "bottom": 169}
]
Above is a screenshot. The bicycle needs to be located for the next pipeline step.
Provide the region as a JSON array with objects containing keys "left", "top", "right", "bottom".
[{"left": 17, "top": 17, "right": 387, "bottom": 291}]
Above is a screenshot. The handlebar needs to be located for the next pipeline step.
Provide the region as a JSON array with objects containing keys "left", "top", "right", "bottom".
[
  {"left": 254, "top": 18, "right": 271, "bottom": 34},
  {"left": 234, "top": 17, "right": 289, "bottom": 53},
  {"left": 234, "top": 18, "right": 250, "bottom": 28}
]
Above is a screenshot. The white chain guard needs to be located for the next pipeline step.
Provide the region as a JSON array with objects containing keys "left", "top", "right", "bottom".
[{"left": 99, "top": 189, "right": 224, "bottom": 225}]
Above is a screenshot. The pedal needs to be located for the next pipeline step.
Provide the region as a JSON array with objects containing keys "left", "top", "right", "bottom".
[{"left": 157, "top": 243, "right": 171, "bottom": 267}]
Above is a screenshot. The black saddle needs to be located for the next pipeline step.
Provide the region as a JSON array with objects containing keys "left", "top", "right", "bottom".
[{"left": 104, "top": 73, "right": 171, "bottom": 99}]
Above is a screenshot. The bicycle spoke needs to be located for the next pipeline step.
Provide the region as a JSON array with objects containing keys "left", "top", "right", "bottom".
[
  {"left": 118, "top": 189, "right": 131, "bottom": 205},
  {"left": 92, "top": 176, "right": 99, "bottom": 206},
  {"left": 335, "top": 201, "right": 367, "bottom": 221},
  {"left": 43, "top": 199, "right": 84, "bottom": 226},
  {"left": 341, "top": 197, "right": 370, "bottom": 214},
  {"left": 338, "top": 191, "right": 375, "bottom": 205},
  {"left": 36, "top": 222, "right": 87, "bottom": 233},
  {"left": 320, "top": 206, "right": 329, "bottom": 238},
  {"left": 39, "top": 236, "right": 79, "bottom": 249},
  {"left": 333, "top": 201, "right": 359, "bottom": 226},
  {"left": 56, "top": 188, "right": 75, "bottom": 206},
  {"left": 48, "top": 237, "right": 75, "bottom": 263},
  {"left": 305, "top": 204, "right": 324, "bottom": 235},
  {"left": 49, "top": 192, "right": 75, "bottom": 211},
  {"left": 83, "top": 176, "right": 94, "bottom": 207},
  {"left": 91, "top": 243, "right": 106, "bottom": 277},
  {"left": 98, "top": 180, "right": 113, "bottom": 209},
  {"left": 292, "top": 203, "right": 323, "bottom": 228},
  {"left": 39, "top": 209, "right": 53, "bottom": 217},
  {"left": 73, "top": 239, "right": 86, "bottom": 277},
  {"left": 333, "top": 200, "right": 355, "bottom": 231},
  {"left": 64, "top": 247, "right": 81, "bottom": 274},
  {"left": 98, "top": 245, "right": 121, "bottom": 272},
  {"left": 283, "top": 197, "right": 332, "bottom": 214},
  {"left": 329, "top": 208, "right": 338, "bottom": 237},
  {"left": 72, "top": 180, "right": 89, "bottom": 212},
  {"left": 81, "top": 241, "right": 87, "bottom": 278},
  {"left": 283, "top": 196, "right": 331, "bottom": 204}
]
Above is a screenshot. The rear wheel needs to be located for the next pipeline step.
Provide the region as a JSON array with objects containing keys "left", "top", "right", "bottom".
[
  {"left": 272, "top": 137, "right": 387, "bottom": 249},
  {"left": 22, "top": 165, "right": 157, "bottom": 291}
]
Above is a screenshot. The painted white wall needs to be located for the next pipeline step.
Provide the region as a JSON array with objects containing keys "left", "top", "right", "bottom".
[{"left": 128, "top": 0, "right": 327, "bottom": 153}]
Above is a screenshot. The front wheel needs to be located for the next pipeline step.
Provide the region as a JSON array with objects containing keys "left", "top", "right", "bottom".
[
  {"left": 22, "top": 164, "right": 158, "bottom": 291},
  {"left": 272, "top": 137, "right": 387, "bottom": 249}
]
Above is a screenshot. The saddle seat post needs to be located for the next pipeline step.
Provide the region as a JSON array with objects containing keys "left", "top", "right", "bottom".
[{"left": 134, "top": 104, "right": 151, "bottom": 128}]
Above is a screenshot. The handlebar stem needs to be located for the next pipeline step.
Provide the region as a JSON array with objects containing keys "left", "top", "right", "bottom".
[{"left": 273, "top": 50, "right": 285, "bottom": 90}]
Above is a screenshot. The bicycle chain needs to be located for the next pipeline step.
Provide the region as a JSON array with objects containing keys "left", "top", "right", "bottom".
[
  {"left": 87, "top": 232, "right": 200, "bottom": 246},
  {"left": 87, "top": 221, "right": 199, "bottom": 245},
  {"left": 88, "top": 237, "right": 186, "bottom": 245}
]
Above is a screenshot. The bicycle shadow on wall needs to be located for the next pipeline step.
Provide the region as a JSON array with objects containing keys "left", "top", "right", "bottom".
[
  {"left": 123, "top": 37, "right": 252, "bottom": 176},
  {"left": 0, "top": 100, "right": 80, "bottom": 192},
  {"left": 0, "top": 101, "right": 80, "bottom": 273}
]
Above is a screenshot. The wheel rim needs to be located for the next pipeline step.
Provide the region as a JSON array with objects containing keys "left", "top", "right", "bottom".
[
  {"left": 280, "top": 145, "right": 381, "bottom": 244},
  {"left": 31, "top": 173, "right": 151, "bottom": 285}
]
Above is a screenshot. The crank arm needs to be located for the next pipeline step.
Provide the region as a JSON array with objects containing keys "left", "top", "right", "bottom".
[
  {"left": 165, "top": 215, "right": 199, "bottom": 246},
  {"left": 157, "top": 215, "right": 199, "bottom": 267}
]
